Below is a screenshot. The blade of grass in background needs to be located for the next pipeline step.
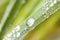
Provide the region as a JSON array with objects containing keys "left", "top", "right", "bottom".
[{"left": 0, "top": 0, "right": 16, "bottom": 31}]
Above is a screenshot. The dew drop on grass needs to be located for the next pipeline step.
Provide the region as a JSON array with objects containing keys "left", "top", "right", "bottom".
[
  {"left": 26, "top": 18, "right": 35, "bottom": 27},
  {"left": 4, "top": 35, "right": 11, "bottom": 40},
  {"left": 16, "top": 32, "right": 21, "bottom": 38},
  {"left": 6, "top": 37, "right": 11, "bottom": 40},
  {"left": 7, "top": 33, "right": 12, "bottom": 38},
  {"left": 15, "top": 25, "right": 20, "bottom": 32},
  {"left": 50, "top": 3, "right": 54, "bottom": 7},
  {"left": 54, "top": 0, "right": 57, "bottom": 4}
]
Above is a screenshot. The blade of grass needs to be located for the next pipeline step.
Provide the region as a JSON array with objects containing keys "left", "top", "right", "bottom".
[
  {"left": 0, "top": 0, "right": 10, "bottom": 28},
  {"left": 0, "top": 0, "right": 17, "bottom": 31}
]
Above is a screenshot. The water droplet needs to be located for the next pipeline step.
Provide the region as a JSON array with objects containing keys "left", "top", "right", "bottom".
[
  {"left": 44, "top": 15, "right": 47, "bottom": 18},
  {"left": 50, "top": 3, "right": 54, "bottom": 7},
  {"left": 16, "top": 32, "right": 20, "bottom": 38},
  {"left": 12, "top": 30, "right": 15, "bottom": 33},
  {"left": 15, "top": 25, "right": 20, "bottom": 31},
  {"left": 7, "top": 33, "right": 12, "bottom": 37},
  {"left": 26, "top": 18, "right": 35, "bottom": 27},
  {"left": 5, "top": 37, "right": 11, "bottom": 40},
  {"left": 46, "top": 7, "right": 49, "bottom": 10},
  {"left": 42, "top": 13, "right": 49, "bottom": 18},
  {"left": 25, "top": 27, "right": 29, "bottom": 31},
  {"left": 22, "top": 28, "right": 28, "bottom": 34},
  {"left": 13, "top": 33, "right": 16, "bottom": 38},
  {"left": 24, "top": 28, "right": 27, "bottom": 31},
  {"left": 54, "top": 0, "right": 57, "bottom": 4}
]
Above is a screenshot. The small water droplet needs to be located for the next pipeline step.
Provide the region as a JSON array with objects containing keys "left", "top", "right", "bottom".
[
  {"left": 54, "top": 0, "right": 57, "bottom": 4},
  {"left": 26, "top": 18, "right": 35, "bottom": 27},
  {"left": 15, "top": 25, "right": 20, "bottom": 31},
  {"left": 50, "top": 3, "right": 54, "bottom": 7},
  {"left": 12, "top": 30, "right": 15, "bottom": 33},
  {"left": 5, "top": 37, "right": 11, "bottom": 40},
  {"left": 7, "top": 33, "right": 12, "bottom": 37},
  {"left": 16, "top": 32, "right": 20, "bottom": 38},
  {"left": 13, "top": 33, "right": 16, "bottom": 38},
  {"left": 46, "top": 7, "right": 49, "bottom": 10},
  {"left": 44, "top": 15, "right": 47, "bottom": 18},
  {"left": 43, "top": 13, "right": 49, "bottom": 18},
  {"left": 22, "top": 28, "right": 29, "bottom": 34}
]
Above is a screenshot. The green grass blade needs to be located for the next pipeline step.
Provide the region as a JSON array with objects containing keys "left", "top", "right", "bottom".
[{"left": 0, "top": 0, "right": 17, "bottom": 31}]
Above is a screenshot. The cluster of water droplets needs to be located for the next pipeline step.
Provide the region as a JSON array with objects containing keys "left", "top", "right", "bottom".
[
  {"left": 42, "top": 0, "right": 57, "bottom": 18},
  {"left": 3, "top": 25, "right": 20, "bottom": 40},
  {"left": 22, "top": 0, "right": 26, "bottom": 4}
]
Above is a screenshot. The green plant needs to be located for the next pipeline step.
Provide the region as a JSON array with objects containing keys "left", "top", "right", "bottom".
[{"left": 0, "top": 0, "right": 60, "bottom": 40}]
